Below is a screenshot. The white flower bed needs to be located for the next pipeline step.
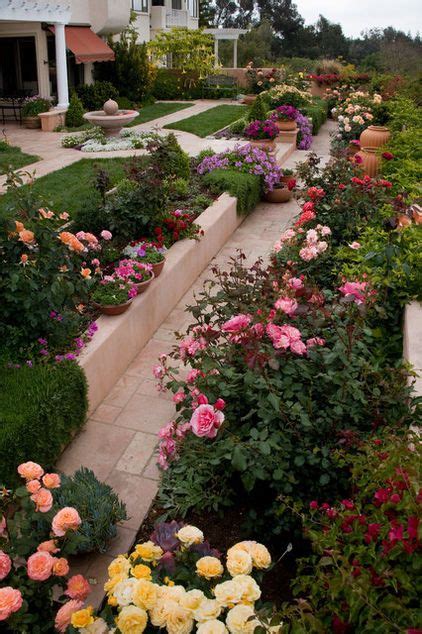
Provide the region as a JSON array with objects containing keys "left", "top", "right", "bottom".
[{"left": 62, "top": 128, "right": 159, "bottom": 152}]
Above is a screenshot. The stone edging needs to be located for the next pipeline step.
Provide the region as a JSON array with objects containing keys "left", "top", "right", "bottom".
[{"left": 403, "top": 301, "right": 422, "bottom": 397}]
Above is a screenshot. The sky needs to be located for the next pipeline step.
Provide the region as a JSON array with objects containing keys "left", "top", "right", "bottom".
[{"left": 294, "top": 0, "right": 422, "bottom": 37}]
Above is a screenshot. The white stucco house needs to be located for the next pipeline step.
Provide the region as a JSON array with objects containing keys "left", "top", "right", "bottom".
[{"left": 0, "top": 0, "right": 199, "bottom": 108}]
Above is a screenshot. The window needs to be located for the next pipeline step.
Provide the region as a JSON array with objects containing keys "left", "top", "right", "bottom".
[
  {"left": 172, "top": 0, "right": 182, "bottom": 9},
  {"left": 187, "top": 0, "right": 198, "bottom": 17},
  {"left": 132, "top": 0, "right": 148, "bottom": 12}
]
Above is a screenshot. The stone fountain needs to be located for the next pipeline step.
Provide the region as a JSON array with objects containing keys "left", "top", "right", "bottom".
[{"left": 83, "top": 99, "right": 139, "bottom": 137}]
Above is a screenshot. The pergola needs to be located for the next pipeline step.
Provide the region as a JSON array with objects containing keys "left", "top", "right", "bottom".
[{"left": 204, "top": 28, "right": 248, "bottom": 69}]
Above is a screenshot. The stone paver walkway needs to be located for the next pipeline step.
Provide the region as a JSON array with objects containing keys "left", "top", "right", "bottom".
[{"left": 57, "top": 122, "right": 333, "bottom": 605}]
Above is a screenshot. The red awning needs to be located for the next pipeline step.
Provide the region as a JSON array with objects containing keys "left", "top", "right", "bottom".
[{"left": 49, "top": 26, "right": 115, "bottom": 64}]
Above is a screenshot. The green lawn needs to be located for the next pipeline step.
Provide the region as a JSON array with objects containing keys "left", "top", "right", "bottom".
[
  {"left": 124, "top": 101, "right": 194, "bottom": 127},
  {"left": 0, "top": 143, "right": 39, "bottom": 176},
  {"left": 0, "top": 158, "right": 131, "bottom": 219},
  {"left": 164, "top": 104, "right": 247, "bottom": 138}
]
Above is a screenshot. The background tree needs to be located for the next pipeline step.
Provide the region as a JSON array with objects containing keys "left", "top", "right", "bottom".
[{"left": 148, "top": 28, "right": 215, "bottom": 83}]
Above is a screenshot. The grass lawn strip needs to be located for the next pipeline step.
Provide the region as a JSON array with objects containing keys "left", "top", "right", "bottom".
[
  {"left": 0, "top": 144, "right": 40, "bottom": 176},
  {"left": 164, "top": 104, "right": 247, "bottom": 138},
  {"left": 124, "top": 101, "right": 194, "bottom": 127}
]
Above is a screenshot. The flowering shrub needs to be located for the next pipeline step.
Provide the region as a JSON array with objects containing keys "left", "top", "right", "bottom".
[
  {"left": 243, "top": 119, "right": 279, "bottom": 141},
  {"left": 114, "top": 258, "right": 153, "bottom": 284},
  {"left": 266, "top": 84, "right": 312, "bottom": 110},
  {"left": 308, "top": 73, "right": 340, "bottom": 86},
  {"left": 197, "top": 145, "right": 282, "bottom": 192},
  {"left": 0, "top": 461, "right": 92, "bottom": 630},
  {"left": 279, "top": 433, "right": 422, "bottom": 633},
  {"left": 155, "top": 209, "right": 204, "bottom": 246},
  {"left": 245, "top": 62, "right": 283, "bottom": 94},
  {"left": 68, "top": 522, "right": 272, "bottom": 633}
]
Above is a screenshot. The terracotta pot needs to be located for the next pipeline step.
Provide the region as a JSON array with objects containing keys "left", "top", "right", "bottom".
[
  {"left": 359, "top": 125, "right": 391, "bottom": 149},
  {"left": 356, "top": 147, "right": 380, "bottom": 178},
  {"left": 151, "top": 258, "right": 165, "bottom": 278},
  {"left": 275, "top": 120, "right": 297, "bottom": 132},
  {"left": 242, "top": 95, "right": 257, "bottom": 105},
  {"left": 247, "top": 138, "right": 276, "bottom": 151},
  {"left": 93, "top": 299, "right": 132, "bottom": 316},
  {"left": 281, "top": 174, "right": 294, "bottom": 184},
  {"left": 264, "top": 186, "right": 292, "bottom": 203},
  {"left": 22, "top": 116, "right": 41, "bottom": 129},
  {"left": 134, "top": 272, "right": 154, "bottom": 294},
  {"left": 347, "top": 142, "right": 360, "bottom": 157}
]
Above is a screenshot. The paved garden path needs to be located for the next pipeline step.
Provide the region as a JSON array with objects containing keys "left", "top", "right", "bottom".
[{"left": 55, "top": 121, "right": 334, "bottom": 606}]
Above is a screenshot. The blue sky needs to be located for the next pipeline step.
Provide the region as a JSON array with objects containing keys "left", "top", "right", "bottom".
[{"left": 295, "top": 0, "right": 422, "bottom": 37}]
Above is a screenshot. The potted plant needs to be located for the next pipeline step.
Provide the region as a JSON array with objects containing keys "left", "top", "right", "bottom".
[
  {"left": 21, "top": 96, "right": 52, "bottom": 129},
  {"left": 271, "top": 105, "right": 298, "bottom": 131},
  {"left": 264, "top": 179, "right": 295, "bottom": 203},
  {"left": 243, "top": 118, "right": 279, "bottom": 151},
  {"left": 91, "top": 278, "right": 136, "bottom": 315},
  {"left": 280, "top": 168, "right": 296, "bottom": 187},
  {"left": 114, "top": 258, "right": 154, "bottom": 294},
  {"left": 123, "top": 241, "right": 167, "bottom": 278}
]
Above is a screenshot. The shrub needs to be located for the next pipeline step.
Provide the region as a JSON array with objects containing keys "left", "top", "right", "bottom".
[
  {"left": 266, "top": 84, "right": 312, "bottom": 109},
  {"left": 76, "top": 81, "right": 119, "bottom": 110},
  {"left": 152, "top": 68, "right": 181, "bottom": 100},
  {"left": 55, "top": 468, "right": 127, "bottom": 554},
  {"left": 301, "top": 98, "right": 328, "bottom": 135},
  {"left": 202, "top": 169, "right": 262, "bottom": 214},
  {"left": 279, "top": 433, "right": 422, "bottom": 633},
  {"left": 21, "top": 96, "right": 51, "bottom": 117},
  {"left": 228, "top": 117, "right": 248, "bottom": 134},
  {"left": 247, "top": 94, "right": 270, "bottom": 122},
  {"left": 65, "top": 92, "right": 85, "bottom": 128},
  {"left": 0, "top": 362, "right": 87, "bottom": 485},
  {"left": 148, "top": 133, "right": 191, "bottom": 180},
  {"left": 245, "top": 62, "right": 283, "bottom": 94}
]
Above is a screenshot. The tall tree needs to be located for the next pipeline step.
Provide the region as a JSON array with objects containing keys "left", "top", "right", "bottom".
[{"left": 315, "top": 15, "right": 348, "bottom": 59}]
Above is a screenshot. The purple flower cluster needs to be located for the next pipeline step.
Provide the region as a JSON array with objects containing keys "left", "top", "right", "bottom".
[
  {"left": 197, "top": 144, "right": 282, "bottom": 192},
  {"left": 270, "top": 105, "right": 313, "bottom": 150},
  {"left": 243, "top": 119, "right": 279, "bottom": 140},
  {"left": 273, "top": 105, "right": 299, "bottom": 121}
]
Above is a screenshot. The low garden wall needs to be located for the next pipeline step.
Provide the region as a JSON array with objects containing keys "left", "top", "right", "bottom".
[
  {"left": 79, "top": 193, "right": 243, "bottom": 412},
  {"left": 403, "top": 301, "right": 422, "bottom": 396}
]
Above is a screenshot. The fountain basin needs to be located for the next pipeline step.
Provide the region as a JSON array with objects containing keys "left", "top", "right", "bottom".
[{"left": 83, "top": 109, "right": 139, "bottom": 137}]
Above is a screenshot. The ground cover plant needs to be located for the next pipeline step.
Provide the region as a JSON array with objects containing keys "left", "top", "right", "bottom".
[
  {"left": 0, "top": 141, "right": 39, "bottom": 176},
  {"left": 164, "top": 105, "right": 247, "bottom": 138}
]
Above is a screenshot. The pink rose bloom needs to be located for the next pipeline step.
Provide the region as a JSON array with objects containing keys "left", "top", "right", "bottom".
[
  {"left": 172, "top": 391, "right": 185, "bottom": 404},
  {"left": 187, "top": 368, "right": 201, "bottom": 383},
  {"left": 0, "top": 587, "right": 23, "bottom": 621},
  {"left": 17, "top": 461, "right": 44, "bottom": 481},
  {"left": 54, "top": 600, "right": 84, "bottom": 633},
  {"left": 0, "top": 516, "right": 6, "bottom": 536},
  {"left": 290, "top": 339, "right": 307, "bottom": 356},
  {"left": 288, "top": 277, "right": 303, "bottom": 289},
  {"left": 190, "top": 404, "right": 224, "bottom": 439},
  {"left": 65, "top": 574, "right": 92, "bottom": 601},
  {"left": 339, "top": 281, "right": 368, "bottom": 305},
  {"left": 75, "top": 231, "right": 86, "bottom": 240},
  {"left": 26, "top": 479, "right": 41, "bottom": 494},
  {"left": 274, "top": 297, "right": 298, "bottom": 316},
  {"left": 316, "top": 240, "right": 328, "bottom": 253},
  {"left": 31, "top": 487, "right": 53, "bottom": 513},
  {"left": 320, "top": 226, "right": 331, "bottom": 236},
  {"left": 152, "top": 364, "right": 165, "bottom": 379},
  {"left": 279, "top": 228, "right": 295, "bottom": 242},
  {"left": 306, "top": 337, "right": 325, "bottom": 348},
  {"left": 0, "top": 551, "right": 11, "bottom": 581},
  {"left": 306, "top": 229, "right": 318, "bottom": 243},
  {"left": 349, "top": 241, "right": 361, "bottom": 249},
  {"left": 252, "top": 323, "right": 264, "bottom": 338},
  {"left": 273, "top": 241, "right": 282, "bottom": 253},
  {"left": 27, "top": 551, "right": 54, "bottom": 581},
  {"left": 221, "top": 314, "right": 252, "bottom": 334},
  {"left": 53, "top": 558, "right": 70, "bottom": 577},
  {"left": 179, "top": 336, "right": 206, "bottom": 360},
  {"left": 52, "top": 507, "right": 81, "bottom": 537},
  {"left": 100, "top": 230, "right": 112, "bottom": 240},
  {"left": 299, "top": 245, "right": 318, "bottom": 261},
  {"left": 42, "top": 473, "right": 61, "bottom": 489},
  {"left": 266, "top": 323, "right": 290, "bottom": 350},
  {"left": 37, "top": 540, "right": 60, "bottom": 554}
]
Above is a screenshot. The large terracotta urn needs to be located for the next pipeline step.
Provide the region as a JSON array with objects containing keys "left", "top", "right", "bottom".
[
  {"left": 359, "top": 125, "right": 391, "bottom": 149},
  {"left": 275, "top": 120, "right": 297, "bottom": 132},
  {"left": 356, "top": 147, "right": 380, "bottom": 178}
]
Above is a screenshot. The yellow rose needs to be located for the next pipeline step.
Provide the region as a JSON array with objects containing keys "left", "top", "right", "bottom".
[
  {"left": 104, "top": 573, "right": 126, "bottom": 595},
  {"left": 226, "top": 604, "right": 259, "bottom": 634},
  {"left": 150, "top": 598, "right": 170, "bottom": 628},
  {"left": 132, "top": 540, "right": 163, "bottom": 562},
  {"left": 108, "top": 554, "right": 130, "bottom": 579},
  {"left": 179, "top": 589, "right": 205, "bottom": 612},
  {"left": 197, "top": 620, "right": 228, "bottom": 634},
  {"left": 196, "top": 556, "right": 224, "bottom": 579},
  {"left": 249, "top": 543, "right": 271, "bottom": 569},
  {"left": 226, "top": 550, "right": 253, "bottom": 577},
  {"left": 132, "top": 579, "right": 158, "bottom": 610},
  {"left": 107, "top": 595, "right": 118, "bottom": 607},
  {"left": 70, "top": 606, "right": 95, "bottom": 628},
  {"left": 131, "top": 563, "right": 152, "bottom": 580},
  {"left": 165, "top": 602, "right": 194, "bottom": 634},
  {"left": 116, "top": 605, "right": 148, "bottom": 634},
  {"left": 194, "top": 598, "right": 222, "bottom": 623},
  {"left": 214, "top": 580, "right": 243, "bottom": 607},
  {"left": 227, "top": 542, "right": 255, "bottom": 556},
  {"left": 157, "top": 584, "right": 186, "bottom": 601},
  {"left": 114, "top": 578, "right": 137, "bottom": 607},
  {"left": 176, "top": 525, "right": 204, "bottom": 547},
  {"left": 232, "top": 575, "right": 261, "bottom": 604}
]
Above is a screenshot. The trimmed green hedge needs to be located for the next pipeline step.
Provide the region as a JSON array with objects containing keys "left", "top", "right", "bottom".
[
  {"left": 0, "top": 362, "right": 87, "bottom": 484},
  {"left": 202, "top": 169, "right": 261, "bottom": 214},
  {"left": 303, "top": 98, "right": 328, "bottom": 135}
]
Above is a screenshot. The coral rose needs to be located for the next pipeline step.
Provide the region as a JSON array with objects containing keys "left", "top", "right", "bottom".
[
  {"left": 19, "top": 229, "right": 35, "bottom": 244},
  {"left": 0, "top": 587, "right": 23, "bottom": 621},
  {"left": 52, "top": 507, "right": 81, "bottom": 536},
  {"left": 42, "top": 473, "right": 61, "bottom": 489},
  {"left": 176, "top": 525, "right": 204, "bottom": 547},
  {"left": 116, "top": 605, "right": 148, "bottom": 634},
  {"left": 17, "top": 461, "right": 44, "bottom": 480},
  {"left": 54, "top": 600, "right": 84, "bottom": 633},
  {"left": 190, "top": 405, "right": 224, "bottom": 439},
  {"left": 65, "top": 574, "right": 92, "bottom": 601},
  {"left": 15, "top": 221, "right": 25, "bottom": 233},
  {"left": 31, "top": 487, "right": 53, "bottom": 513},
  {"left": 26, "top": 479, "right": 41, "bottom": 494},
  {"left": 196, "top": 556, "right": 224, "bottom": 579},
  {"left": 53, "top": 557, "right": 70, "bottom": 577},
  {"left": 0, "top": 551, "right": 12, "bottom": 581},
  {"left": 27, "top": 550, "right": 54, "bottom": 581},
  {"left": 38, "top": 540, "right": 60, "bottom": 554}
]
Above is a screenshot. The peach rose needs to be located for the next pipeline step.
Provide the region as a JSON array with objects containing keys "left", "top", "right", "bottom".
[
  {"left": 54, "top": 599, "right": 84, "bottom": 633},
  {"left": 53, "top": 557, "right": 70, "bottom": 577},
  {"left": 26, "top": 479, "right": 41, "bottom": 494},
  {"left": 37, "top": 540, "right": 60, "bottom": 554},
  {"left": 17, "top": 461, "right": 44, "bottom": 481},
  {"left": 15, "top": 221, "right": 25, "bottom": 233},
  {"left": 65, "top": 574, "right": 92, "bottom": 601},
  {"left": 42, "top": 473, "right": 61, "bottom": 489},
  {"left": 52, "top": 507, "right": 81, "bottom": 537},
  {"left": 31, "top": 487, "right": 53, "bottom": 513},
  {"left": 0, "top": 587, "right": 23, "bottom": 621},
  {"left": 80, "top": 267, "right": 92, "bottom": 279},
  {"left": 19, "top": 229, "right": 35, "bottom": 244},
  {"left": 20, "top": 253, "right": 29, "bottom": 264},
  {"left": 0, "top": 551, "right": 11, "bottom": 581},
  {"left": 27, "top": 550, "right": 54, "bottom": 581}
]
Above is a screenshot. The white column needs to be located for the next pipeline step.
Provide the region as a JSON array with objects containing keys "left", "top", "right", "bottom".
[
  {"left": 214, "top": 37, "right": 219, "bottom": 68},
  {"left": 84, "top": 62, "right": 94, "bottom": 85},
  {"left": 54, "top": 22, "right": 69, "bottom": 109},
  {"left": 233, "top": 39, "right": 238, "bottom": 69}
]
